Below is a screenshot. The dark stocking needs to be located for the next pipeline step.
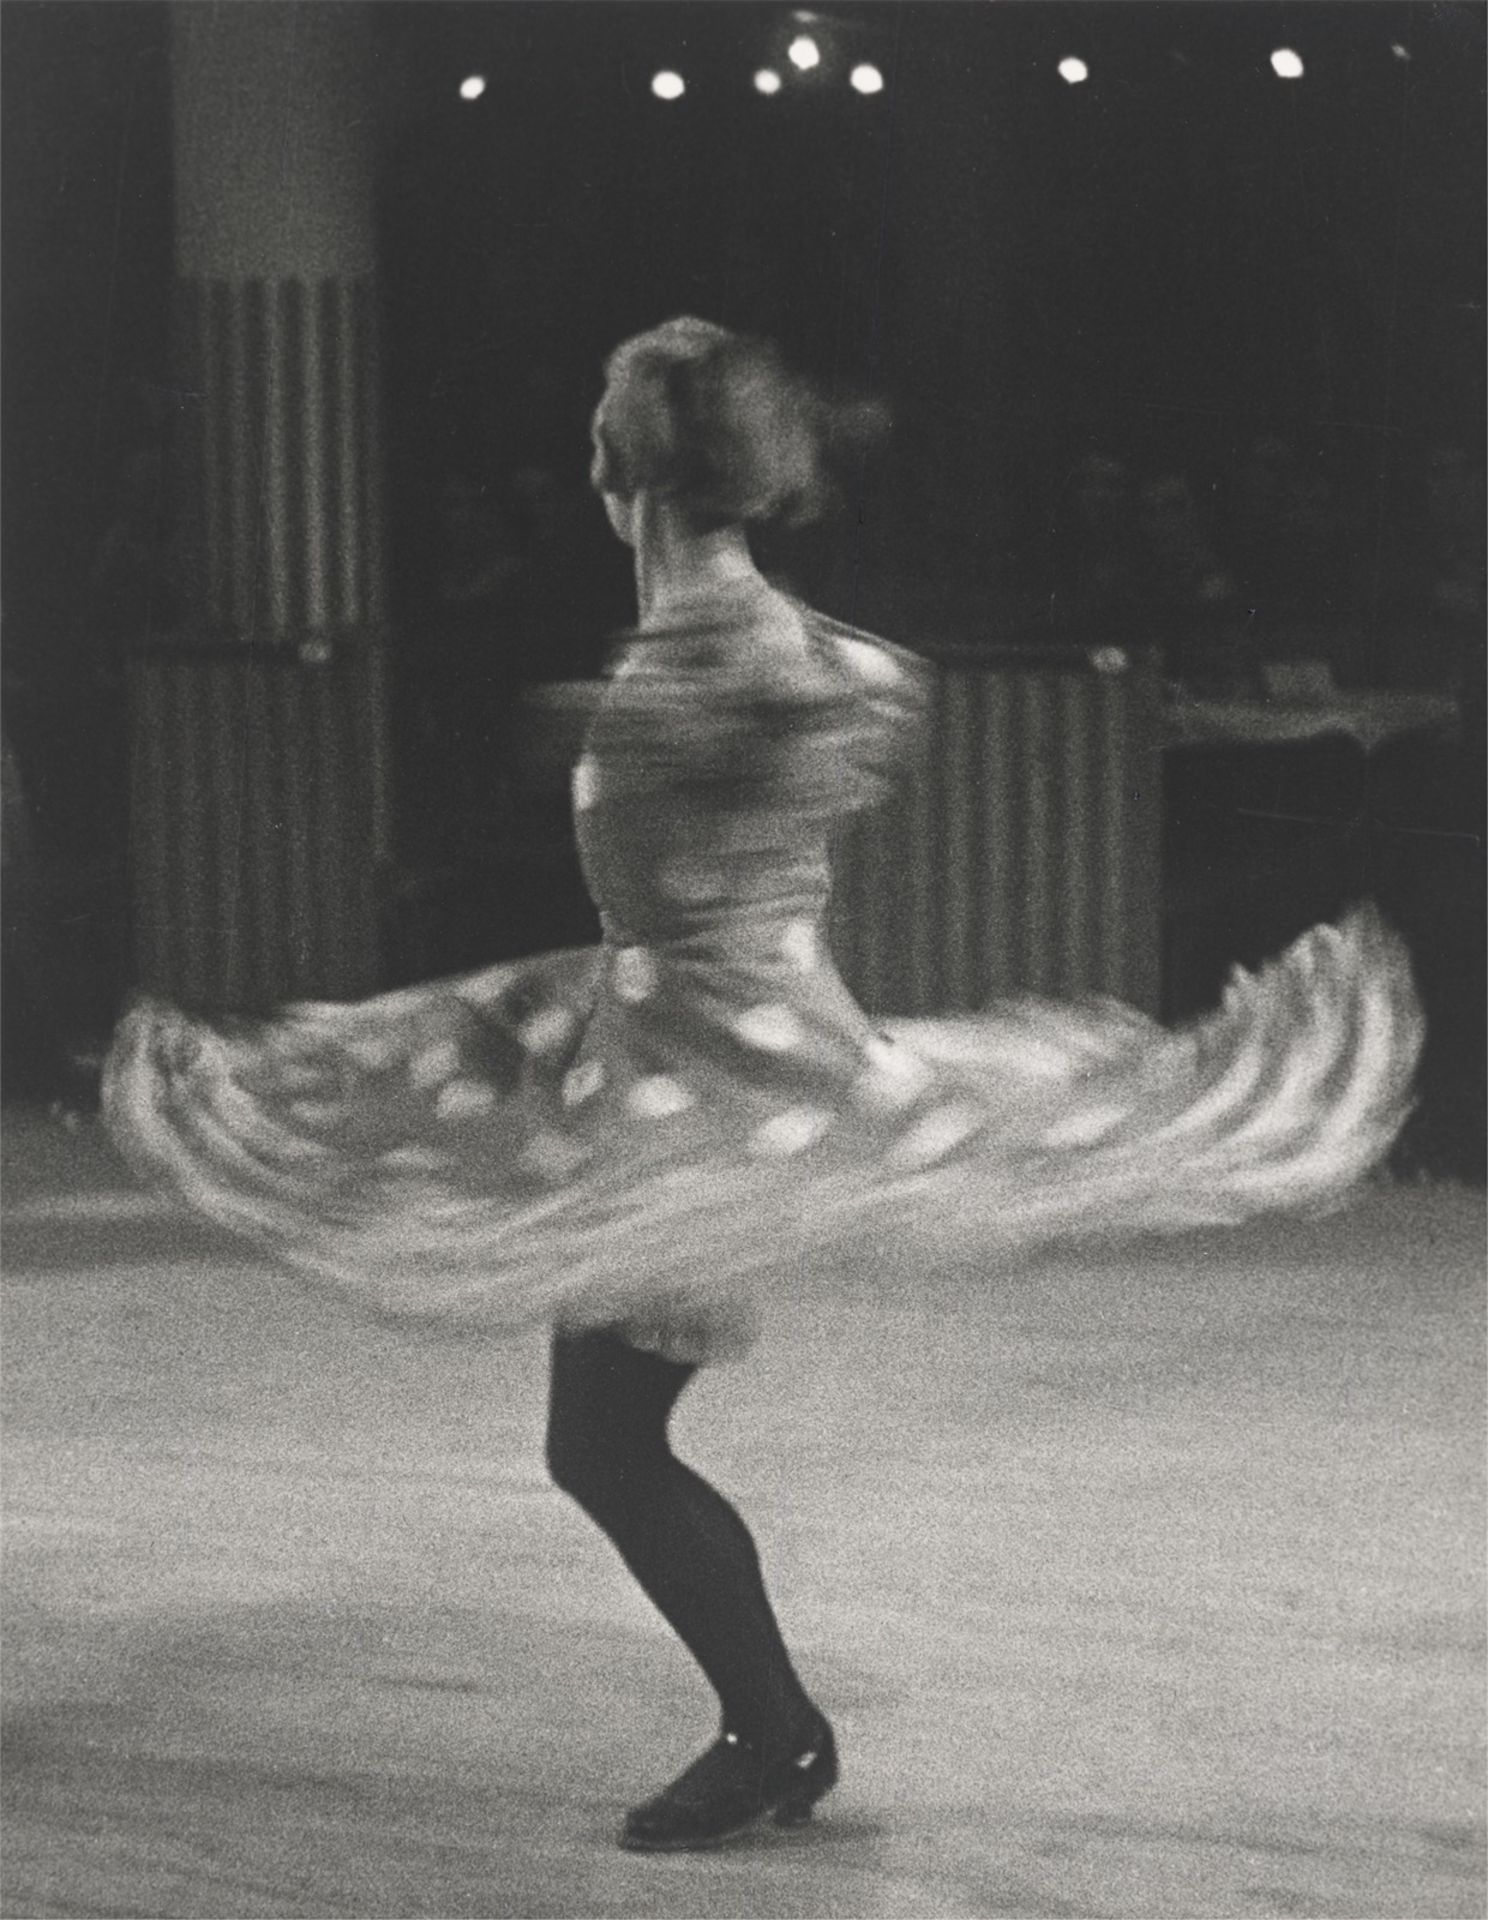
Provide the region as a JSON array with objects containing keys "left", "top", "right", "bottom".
[{"left": 545, "top": 1327, "right": 817, "bottom": 1754}]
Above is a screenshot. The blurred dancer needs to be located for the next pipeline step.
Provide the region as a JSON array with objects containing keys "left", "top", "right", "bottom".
[{"left": 107, "top": 319, "right": 1422, "bottom": 1852}]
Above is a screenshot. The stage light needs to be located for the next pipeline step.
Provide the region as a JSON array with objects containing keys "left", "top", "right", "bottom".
[
  {"left": 850, "top": 63, "right": 885, "bottom": 95},
  {"left": 458, "top": 74, "right": 487, "bottom": 101},
  {"left": 788, "top": 35, "right": 821, "bottom": 72},
  {"left": 754, "top": 68, "right": 783, "bottom": 95},
  {"left": 1057, "top": 56, "right": 1089, "bottom": 85},
  {"left": 651, "top": 70, "right": 685, "bottom": 100},
  {"left": 1390, "top": 42, "right": 1411, "bottom": 62},
  {"left": 1270, "top": 48, "right": 1304, "bottom": 79}
]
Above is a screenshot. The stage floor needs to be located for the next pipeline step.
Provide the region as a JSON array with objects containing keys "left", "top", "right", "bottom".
[{"left": 2, "top": 1114, "right": 1484, "bottom": 1919}]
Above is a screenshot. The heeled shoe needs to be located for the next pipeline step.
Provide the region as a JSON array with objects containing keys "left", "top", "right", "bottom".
[{"left": 619, "top": 1715, "right": 839, "bottom": 1852}]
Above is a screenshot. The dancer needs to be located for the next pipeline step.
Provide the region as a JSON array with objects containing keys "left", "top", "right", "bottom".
[{"left": 105, "top": 318, "right": 1422, "bottom": 1851}]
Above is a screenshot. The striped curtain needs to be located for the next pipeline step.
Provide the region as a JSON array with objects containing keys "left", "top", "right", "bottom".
[{"left": 829, "top": 646, "right": 1163, "bottom": 1015}]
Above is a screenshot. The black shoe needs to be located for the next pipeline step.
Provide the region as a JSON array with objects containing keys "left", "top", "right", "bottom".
[{"left": 619, "top": 1715, "right": 838, "bottom": 1852}]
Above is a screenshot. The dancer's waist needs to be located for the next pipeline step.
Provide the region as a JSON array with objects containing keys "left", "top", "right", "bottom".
[
  {"left": 585, "top": 842, "right": 830, "bottom": 941},
  {"left": 597, "top": 889, "right": 828, "bottom": 958}
]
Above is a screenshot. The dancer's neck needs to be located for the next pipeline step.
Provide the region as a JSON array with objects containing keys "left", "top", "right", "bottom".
[{"left": 632, "top": 496, "right": 762, "bottom": 627}]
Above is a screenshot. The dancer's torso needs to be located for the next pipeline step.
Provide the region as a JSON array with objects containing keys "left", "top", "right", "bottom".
[{"left": 573, "top": 585, "right": 846, "bottom": 958}]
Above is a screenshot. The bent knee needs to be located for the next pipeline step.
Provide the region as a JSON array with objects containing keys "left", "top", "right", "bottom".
[
  {"left": 545, "top": 1420, "right": 664, "bottom": 1517},
  {"left": 544, "top": 1422, "right": 589, "bottom": 1499},
  {"left": 547, "top": 1421, "right": 621, "bottom": 1505}
]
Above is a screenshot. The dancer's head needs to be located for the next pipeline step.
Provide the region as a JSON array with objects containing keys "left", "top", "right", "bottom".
[{"left": 590, "top": 318, "right": 875, "bottom": 545}]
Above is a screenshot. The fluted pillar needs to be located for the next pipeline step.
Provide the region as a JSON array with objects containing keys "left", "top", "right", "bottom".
[
  {"left": 170, "top": 0, "right": 386, "bottom": 643},
  {"left": 131, "top": 3, "right": 391, "bottom": 1011}
]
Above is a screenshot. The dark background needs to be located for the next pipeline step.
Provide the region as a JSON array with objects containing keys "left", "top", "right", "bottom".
[
  {"left": 373, "top": 1, "right": 1486, "bottom": 654},
  {"left": 5, "top": 3, "right": 1483, "bottom": 668},
  {"left": 2, "top": 1, "right": 1484, "bottom": 1162}
]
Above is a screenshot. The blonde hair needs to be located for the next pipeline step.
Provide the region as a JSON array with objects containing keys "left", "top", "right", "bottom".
[{"left": 594, "top": 317, "right": 882, "bottom": 531}]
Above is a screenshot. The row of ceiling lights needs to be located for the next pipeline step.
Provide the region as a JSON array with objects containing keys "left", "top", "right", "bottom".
[
  {"left": 1051, "top": 47, "right": 1326, "bottom": 86},
  {"left": 1059, "top": 38, "right": 1414, "bottom": 85},
  {"left": 456, "top": 33, "right": 882, "bottom": 104},
  {"left": 456, "top": 31, "right": 1415, "bottom": 103},
  {"left": 1001, "top": 38, "right": 1417, "bottom": 89},
  {"left": 651, "top": 33, "right": 886, "bottom": 101}
]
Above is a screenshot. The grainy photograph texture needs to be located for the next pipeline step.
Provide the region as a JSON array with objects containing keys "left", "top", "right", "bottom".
[{"left": 1, "top": 4, "right": 1483, "bottom": 1916}]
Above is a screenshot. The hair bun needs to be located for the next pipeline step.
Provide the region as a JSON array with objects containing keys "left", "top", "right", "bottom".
[{"left": 598, "top": 319, "right": 888, "bottom": 531}]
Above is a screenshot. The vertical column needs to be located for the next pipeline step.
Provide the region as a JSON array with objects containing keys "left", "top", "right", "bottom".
[
  {"left": 176, "top": 274, "right": 387, "bottom": 643},
  {"left": 131, "top": 2, "right": 390, "bottom": 1011},
  {"left": 170, "top": 0, "right": 386, "bottom": 643}
]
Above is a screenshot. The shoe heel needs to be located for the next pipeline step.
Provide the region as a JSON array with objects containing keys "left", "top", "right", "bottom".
[{"left": 771, "top": 1728, "right": 838, "bottom": 1830}]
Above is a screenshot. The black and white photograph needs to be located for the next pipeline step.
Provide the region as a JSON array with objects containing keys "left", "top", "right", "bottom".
[{"left": 1, "top": 3, "right": 1483, "bottom": 1915}]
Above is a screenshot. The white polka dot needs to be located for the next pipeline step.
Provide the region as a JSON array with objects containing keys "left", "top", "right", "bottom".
[
  {"left": 749, "top": 1107, "right": 832, "bottom": 1157},
  {"left": 852, "top": 1035, "right": 934, "bottom": 1111},
  {"left": 454, "top": 970, "right": 512, "bottom": 1007},
  {"left": 661, "top": 855, "right": 726, "bottom": 903},
  {"left": 382, "top": 1143, "right": 445, "bottom": 1172},
  {"left": 780, "top": 919, "right": 818, "bottom": 971},
  {"left": 862, "top": 1034, "right": 901, "bottom": 1070},
  {"left": 836, "top": 636, "right": 903, "bottom": 687},
  {"left": 628, "top": 1075, "right": 694, "bottom": 1119},
  {"left": 888, "top": 1102, "right": 985, "bottom": 1170},
  {"left": 613, "top": 947, "right": 658, "bottom": 1003},
  {"left": 518, "top": 1006, "right": 578, "bottom": 1055},
  {"left": 572, "top": 758, "right": 601, "bottom": 810},
  {"left": 734, "top": 1004, "right": 805, "bottom": 1052},
  {"left": 436, "top": 1079, "right": 498, "bottom": 1120},
  {"left": 1042, "top": 1105, "right": 1128, "bottom": 1148},
  {"left": 562, "top": 1059, "right": 607, "bottom": 1107},
  {"left": 409, "top": 1039, "right": 462, "bottom": 1090},
  {"left": 517, "top": 1131, "right": 588, "bottom": 1181},
  {"left": 343, "top": 1033, "right": 400, "bottom": 1070}
]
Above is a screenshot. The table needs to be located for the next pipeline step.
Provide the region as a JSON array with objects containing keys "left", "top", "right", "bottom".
[{"left": 1164, "top": 690, "right": 1460, "bottom": 754}]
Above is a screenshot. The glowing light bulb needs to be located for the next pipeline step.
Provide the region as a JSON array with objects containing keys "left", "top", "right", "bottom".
[
  {"left": 754, "top": 67, "right": 783, "bottom": 95},
  {"left": 651, "top": 70, "right": 685, "bottom": 100},
  {"left": 788, "top": 35, "right": 821, "bottom": 72},
  {"left": 1057, "top": 56, "right": 1089, "bottom": 85},
  {"left": 850, "top": 63, "right": 884, "bottom": 95},
  {"left": 458, "top": 74, "right": 487, "bottom": 101},
  {"left": 1270, "top": 47, "right": 1304, "bottom": 79}
]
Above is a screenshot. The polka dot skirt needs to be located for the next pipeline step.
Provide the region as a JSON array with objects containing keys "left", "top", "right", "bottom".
[{"left": 104, "top": 592, "right": 1421, "bottom": 1364}]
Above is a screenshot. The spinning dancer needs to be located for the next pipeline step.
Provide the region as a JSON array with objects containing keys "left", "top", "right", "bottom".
[{"left": 106, "top": 318, "right": 1421, "bottom": 1852}]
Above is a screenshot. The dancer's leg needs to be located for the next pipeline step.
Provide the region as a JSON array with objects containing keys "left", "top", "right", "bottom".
[{"left": 545, "top": 1326, "right": 818, "bottom": 1754}]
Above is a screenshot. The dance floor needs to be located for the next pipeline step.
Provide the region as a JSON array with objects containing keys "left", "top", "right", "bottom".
[{"left": 2, "top": 1113, "right": 1483, "bottom": 1919}]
